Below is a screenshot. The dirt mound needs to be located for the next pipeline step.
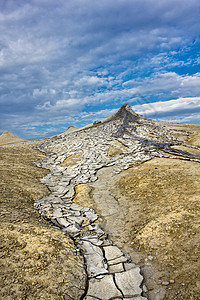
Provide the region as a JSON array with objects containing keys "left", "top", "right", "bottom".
[{"left": 0, "top": 131, "right": 27, "bottom": 146}]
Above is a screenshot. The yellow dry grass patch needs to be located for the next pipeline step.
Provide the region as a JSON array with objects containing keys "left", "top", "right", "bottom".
[
  {"left": 172, "top": 144, "right": 200, "bottom": 156},
  {"left": 1, "top": 223, "right": 86, "bottom": 300},
  {"left": 0, "top": 131, "right": 27, "bottom": 146},
  {"left": 74, "top": 184, "right": 96, "bottom": 210},
  {"left": 61, "top": 153, "right": 81, "bottom": 167},
  {"left": 115, "top": 157, "right": 200, "bottom": 299},
  {"left": 105, "top": 141, "right": 128, "bottom": 158},
  {"left": 165, "top": 123, "right": 200, "bottom": 147},
  {"left": 106, "top": 146, "right": 123, "bottom": 158}
]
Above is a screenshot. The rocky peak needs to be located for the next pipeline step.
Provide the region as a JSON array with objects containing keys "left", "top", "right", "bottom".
[
  {"left": 108, "top": 103, "right": 140, "bottom": 123},
  {"left": 116, "top": 103, "right": 138, "bottom": 116}
]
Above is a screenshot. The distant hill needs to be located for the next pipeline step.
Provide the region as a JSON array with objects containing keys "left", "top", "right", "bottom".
[
  {"left": 0, "top": 131, "right": 27, "bottom": 146},
  {"left": 63, "top": 126, "right": 79, "bottom": 135}
]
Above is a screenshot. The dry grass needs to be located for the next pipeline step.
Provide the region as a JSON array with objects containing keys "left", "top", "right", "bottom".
[
  {"left": 0, "top": 131, "right": 27, "bottom": 146},
  {"left": 74, "top": 184, "right": 95, "bottom": 209},
  {"left": 105, "top": 141, "right": 128, "bottom": 159},
  {"left": 61, "top": 153, "right": 82, "bottom": 168},
  {"left": 115, "top": 157, "right": 200, "bottom": 299},
  {"left": 0, "top": 142, "right": 86, "bottom": 300}
]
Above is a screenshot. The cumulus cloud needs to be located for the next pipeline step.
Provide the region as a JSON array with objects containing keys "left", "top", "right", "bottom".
[
  {"left": 37, "top": 98, "right": 84, "bottom": 112},
  {"left": 122, "top": 72, "right": 200, "bottom": 110},
  {"left": 133, "top": 97, "right": 200, "bottom": 121},
  {"left": 75, "top": 76, "right": 107, "bottom": 87},
  {"left": 0, "top": 0, "right": 200, "bottom": 138}
]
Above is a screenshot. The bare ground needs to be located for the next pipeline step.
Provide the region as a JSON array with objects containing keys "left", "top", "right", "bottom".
[
  {"left": 0, "top": 142, "right": 86, "bottom": 300},
  {"left": 1, "top": 123, "right": 200, "bottom": 300}
]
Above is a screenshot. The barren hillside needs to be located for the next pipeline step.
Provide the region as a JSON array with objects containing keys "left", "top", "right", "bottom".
[
  {"left": 0, "top": 142, "right": 86, "bottom": 300},
  {"left": 0, "top": 131, "right": 27, "bottom": 146},
  {"left": 0, "top": 105, "right": 199, "bottom": 299}
]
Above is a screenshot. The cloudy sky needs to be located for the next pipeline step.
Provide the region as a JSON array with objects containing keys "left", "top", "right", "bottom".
[{"left": 0, "top": 0, "right": 200, "bottom": 139}]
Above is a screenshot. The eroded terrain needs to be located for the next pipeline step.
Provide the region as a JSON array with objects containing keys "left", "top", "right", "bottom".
[{"left": 1, "top": 105, "right": 200, "bottom": 299}]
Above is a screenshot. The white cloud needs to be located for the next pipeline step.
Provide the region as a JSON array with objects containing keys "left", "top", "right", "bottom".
[
  {"left": 36, "top": 98, "right": 83, "bottom": 111},
  {"left": 75, "top": 76, "right": 107, "bottom": 87},
  {"left": 133, "top": 97, "right": 200, "bottom": 121},
  {"left": 1, "top": 0, "right": 200, "bottom": 139},
  {"left": 123, "top": 72, "right": 200, "bottom": 99},
  {"left": 81, "top": 108, "right": 118, "bottom": 120},
  {"left": 33, "top": 89, "right": 48, "bottom": 97}
]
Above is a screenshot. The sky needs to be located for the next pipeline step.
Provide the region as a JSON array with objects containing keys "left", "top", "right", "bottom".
[{"left": 0, "top": 0, "right": 200, "bottom": 140}]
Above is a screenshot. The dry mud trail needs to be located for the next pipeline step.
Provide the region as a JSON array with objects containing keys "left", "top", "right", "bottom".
[{"left": 33, "top": 105, "right": 200, "bottom": 299}]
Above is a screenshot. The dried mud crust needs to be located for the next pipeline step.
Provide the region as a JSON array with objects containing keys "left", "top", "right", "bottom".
[{"left": 0, "top": 142, "right": 86, "bottom": 300}]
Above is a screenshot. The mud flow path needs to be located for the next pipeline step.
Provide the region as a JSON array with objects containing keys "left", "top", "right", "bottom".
[{"left": 33, "top": 105, "right": 200, "bottom": 299}]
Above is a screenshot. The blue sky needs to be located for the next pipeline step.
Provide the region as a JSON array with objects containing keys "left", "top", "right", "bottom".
[{"left": 0, "top": 0, "right": 200, "bottom": 139}]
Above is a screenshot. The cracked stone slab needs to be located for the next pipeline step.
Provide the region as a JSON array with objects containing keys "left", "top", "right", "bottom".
[
  {"left": 86, "top": 275, "right": 122, "bottom": 299},
  {"left": 55, "top": 217, "right": 72, "bottom": 228},
  {"left": 67, "top": 215, "right": 85, "bottom": 225},
  {"left": 103, "top": 245, "right": 124, "bottom": 261},
  {"left": 62, "top": 210, "right": 81, "bottom": 217},
  {"left": 109, "top": 262, "right": 124, "bottom": 273},
  {"left": 69, "top": 203, "right": 86, "bottom": 211},
  {"left": 114, "top": 268, "right": 143, "bottom": 297},
  {"left": 124, "top": 262, "right": 138, "bottom": 271},
  {"left": 107, "top": 255, "right": 127, "bottom": 265},
  {"left": 83, "top": 211, "right": 99, "bottom": 223},
  {"left": 50, "top": 208, "right": 63, "bottom": 218},
  {"left": 84, "top": 297, "right": 100, "bottom": 300},
  {"left": 88, "top": 224, "right": 105, "bottom": 236},
  {"left": 80, "top": 241, "right": 108, "bottom": 277},
  {"left": 63, "top": 223, "right": 80, "bottom": 234},
  {"left": 79, "top": 236, "right": 104, "bottom": 246}
]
